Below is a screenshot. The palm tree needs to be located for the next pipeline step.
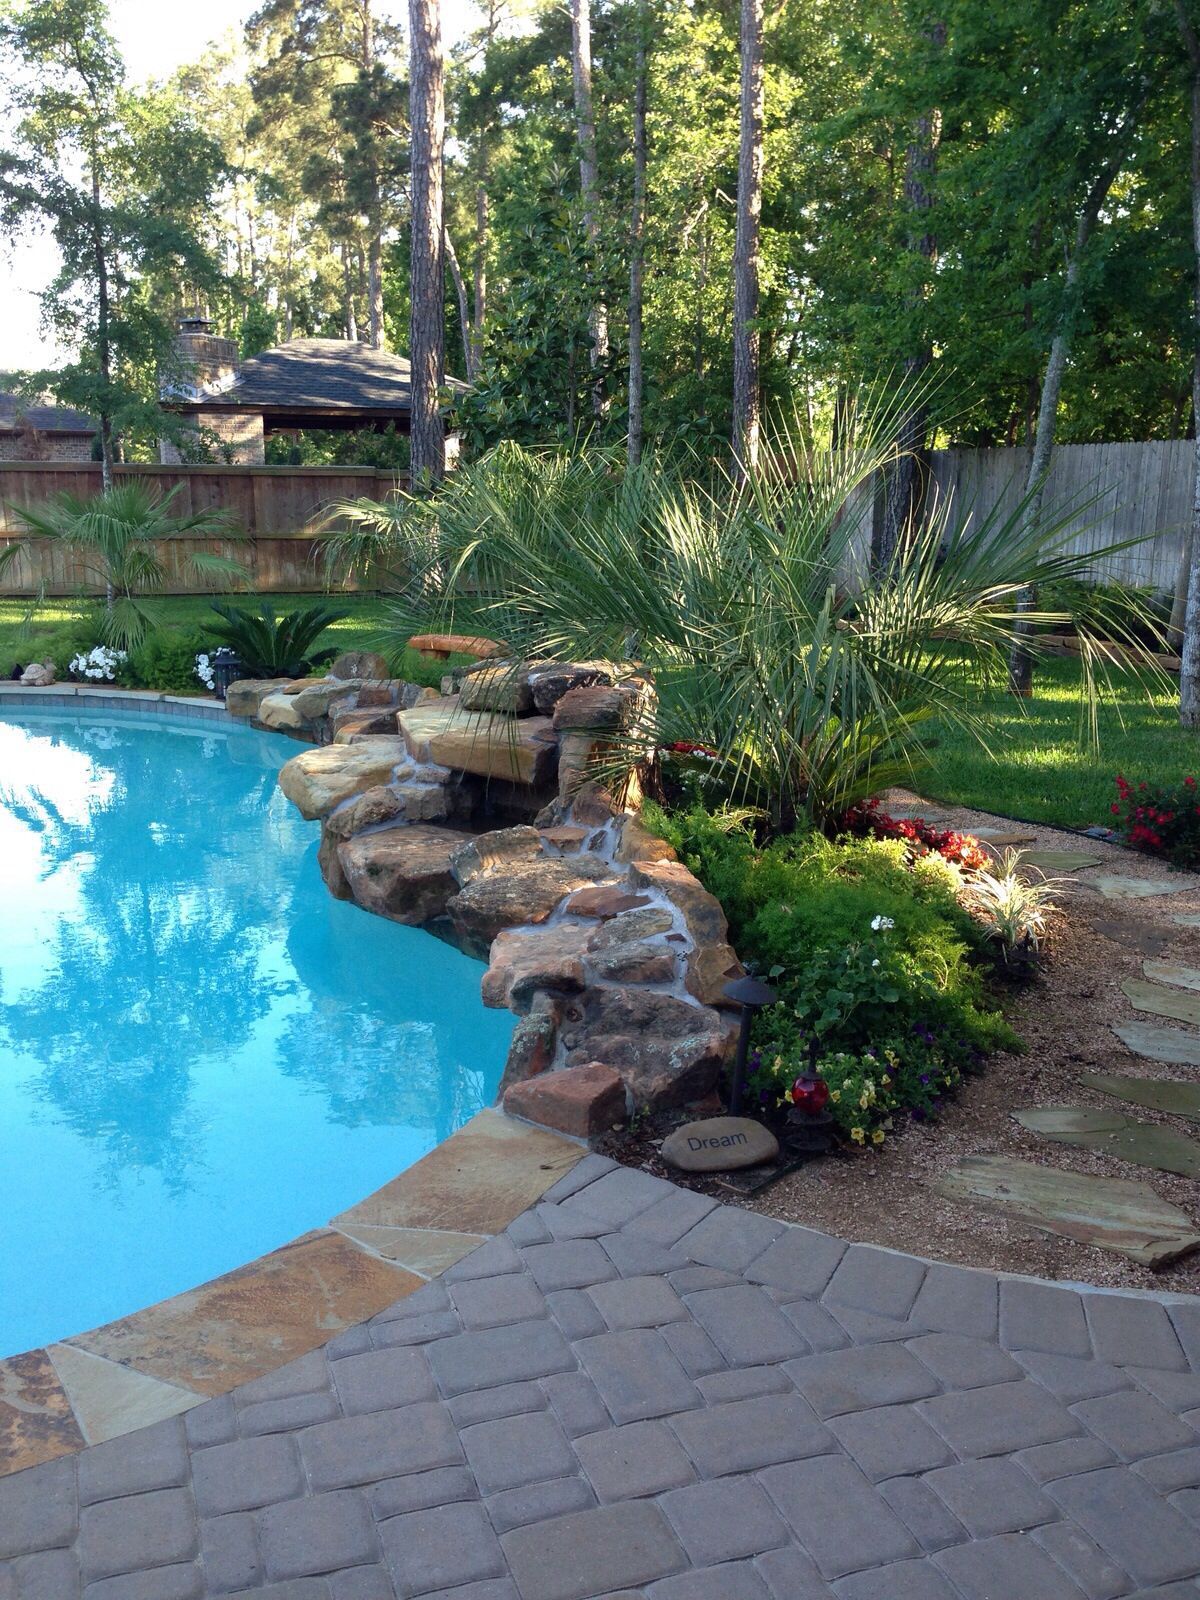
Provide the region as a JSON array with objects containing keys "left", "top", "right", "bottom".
[{"left": 0, "top": 482, "right": 244, "bottom": 650}]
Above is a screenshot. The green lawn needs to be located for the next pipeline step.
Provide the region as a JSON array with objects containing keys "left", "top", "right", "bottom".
[{"left": 921, "top": 655, "right": 1200, "bottom": 829}]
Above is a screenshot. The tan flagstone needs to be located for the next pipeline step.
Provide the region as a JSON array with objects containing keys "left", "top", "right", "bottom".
[
  {"left": 334, "top": 1225, "right": 488, "bottom": 1275},
  {"left": 67, "top": 1229, "right": 421, "bottom": 1395},
  {"left": 0, "top": 1348, "right": 85, "bottom": 1477},
  {"left": 47, "top": 1342, "right": 201, "bottom": 1444},
  {"left": 334, "top": 1108, "right": 584, "bottom": 1235}
]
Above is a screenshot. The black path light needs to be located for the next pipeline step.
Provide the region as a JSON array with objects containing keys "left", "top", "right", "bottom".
[
  {"left": 210, "top": 648, "right": 245, "bottom": 702},
  {"left": 722, "top": 975, "right": 779, "bottom": 1115}
]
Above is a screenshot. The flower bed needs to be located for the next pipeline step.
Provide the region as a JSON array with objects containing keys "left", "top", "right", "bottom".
[{"left": 1110, "top": 772, "right": 1200, "bottom": 868}]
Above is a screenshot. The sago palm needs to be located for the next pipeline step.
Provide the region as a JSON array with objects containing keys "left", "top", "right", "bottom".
[{"left": 0, "top": 482, "right": 246, "bottom": 650}]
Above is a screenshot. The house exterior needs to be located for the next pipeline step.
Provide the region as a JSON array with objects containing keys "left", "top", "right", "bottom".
[
  {"left": 160, "top": 318, "right": 463, "bottom": 466},
  {"left": 0, "top": 394, "right": 96, "bottom": 462}
]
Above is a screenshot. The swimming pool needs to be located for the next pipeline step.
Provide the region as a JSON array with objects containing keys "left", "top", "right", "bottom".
[{"left": 0, "top": 708, "right": 513, "bottom": 1358}]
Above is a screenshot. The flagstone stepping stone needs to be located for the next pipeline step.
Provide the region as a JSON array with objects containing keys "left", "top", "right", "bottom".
[
  {"left": 1091, "top": 875, "right": 1193, "bottom": 899},
  {"left": 1013, "top": 1106, "right": 1200, "bottom": 1180},
  {"left": 1144, "top": 959, "right": 1200, "bottom": 992},
  {"left": 1082, "top": 1071, "right": 1200, "bottom": 1124},
  {"left": 1122, "top": 978, "right": 1200, "bottom": 1028},
  {"left": 660, "top": 1116, "right": 780, "bottom": 1173},
  {"left": 1088, "top": 914, "right": 1173, "bottom": 958},
  {"left": 1174, "top": 913, "right": 1200, "bottom": 926},
  {"left": 972, "top": 826, "right": 1038, "bottom": 847},
  {"left": 1021, "top": 849, "right": 1103, "bottom": 872},
  {"left": 933, "top": 1156, "right": 1200, "bottom": 1267},
  {"left": 1112, "top": 1020, "right": 1200, "bottom": 1067}
]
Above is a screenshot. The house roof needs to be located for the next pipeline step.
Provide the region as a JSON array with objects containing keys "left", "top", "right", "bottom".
[
  {"left": 0, "top": 393, "right": 96, "bottom": 434},
  {"left": 180, "top": 338, "right": 467, "bottom": 416}
]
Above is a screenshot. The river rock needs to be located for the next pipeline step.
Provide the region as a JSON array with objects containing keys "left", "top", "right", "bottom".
[
  {"left": 661, "top": 1116, "right": 780, "bottom": 1173},
  {"left": 482, "top": 924, "right": 593, "bottom": 1011},
  {"left": 339, "top": 824, "right": 476, "bottom": 923},
  {"left": 225, "top": 678, "right": 295, "bottom": 719},
  {"left": 561, "top": 985, "right": 730, "bottom": 1109},
  {"left": 330, "top": 650, "right": 390, "bottom": 681},
  {"left": 447, "top": 854, "right": 610, "bottom": 950},
  {"left": 278, "top": 736, "right": 409, "bottom": 820}
]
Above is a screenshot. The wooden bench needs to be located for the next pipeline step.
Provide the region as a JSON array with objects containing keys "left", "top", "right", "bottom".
[{"left": 408, "top": 633, "right": 507, "bottom": 662}]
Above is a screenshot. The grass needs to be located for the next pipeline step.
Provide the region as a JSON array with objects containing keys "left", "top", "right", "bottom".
[{"left": 921, "top": 654, "right": 1200, "bottom": 829}]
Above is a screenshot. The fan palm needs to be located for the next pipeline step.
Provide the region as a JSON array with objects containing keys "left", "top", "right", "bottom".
[
  {"left": 0, "top": 482, "right": 246, "bottom": 651},
  {"left": 323, "top": 399, "right": 1155, "bottom": 832}
]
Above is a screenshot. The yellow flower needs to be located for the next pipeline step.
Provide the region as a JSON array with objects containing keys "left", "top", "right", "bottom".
[
  {"left": 859, "top": 1093, "right": 870, "bottom": 1109},
  {"left": 843, "top": 1078, "right": 854, "bottom": 1090},
  {"left": 881, "top": 1075, "right": 891, "bottom": 1087},
  {"left": 872, "top": 1129, "right": 885, "bottom": 1145},
  {"left": 850, "top": 1127, "right": 865, "bottom": 1144},
  {"left": 783, "top": 1089, "right": 794, "bottom": 1104},
  {"left": 830, "top": 1090, "right": 840, "bottom": 1103}
]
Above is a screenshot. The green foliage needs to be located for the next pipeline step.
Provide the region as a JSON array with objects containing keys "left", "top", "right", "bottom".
[
  {"left": 265, "top": 425, "right": 410, "bottom": 470},
  {"left": 116, "top": 629, "right": 208, "bottom": 694},
  {"left": 1110, "top": 771, "right": 1200, "bottom": 866},
  {"left": 645, "top": 801, "right": 1016, "bottom": 1142},
  {"left": 206, "top": 598, "right": 351, "bottom": 676},
  {"left": 0, "top": 483, "right": 244, "bottom": 650}
]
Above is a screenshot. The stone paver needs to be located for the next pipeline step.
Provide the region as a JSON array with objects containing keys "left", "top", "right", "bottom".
[{"left": 4, "top": 1161, "right": 1200, "bottom": 1600}]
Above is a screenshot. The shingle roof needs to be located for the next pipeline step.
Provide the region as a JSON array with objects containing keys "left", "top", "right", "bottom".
[
  {"left": 218, "top": 339, "right": 420, "bottom": 412},
  {"left": 0, "top": 393, "right": 96, "bottom": 434}
]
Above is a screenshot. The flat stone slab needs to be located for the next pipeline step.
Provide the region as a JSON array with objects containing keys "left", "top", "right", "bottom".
[
  {"left": 1091, "top": 874, "right": 1193, "bottom": 899},
  {"left": 660, "top": 1117, "right": 780, "bottom": 1173},
  {"left": 1122, "top": 978, "right": 1200, "bottom": 1028},
  {"left": 933, "top": 1154, "right": 1200, "bottom": 1266},
  {"left": 278, "top": 737, "right": 409, "bottom": 820},
  {"left": 1021, "top": 849, "right": 1103, "bottom": 872},
  {"left": 1088, "top": 911, "right": 1173, "bottom": 957},
  {"left": 1145, "top": 959, "right": 1200, "bottom": 992},
  {"left": 1082, "top": 1071, "right": 1200, "bottom": 1123},
  {"left": 970, "top": 826, "right": 1038, "bottom": 846},
  {"left": 399, "top": 701, "right": 558, "bottom": 786},
  {"left": 1113, "top": 1019, "right": 1200, "bottom": 1066},
  {"left": 1013, "top": 1105, "right": 1200, "bottom": 1179},
  {"left": 1173, "top": 912, "right": 1200, "bottom": 926}
]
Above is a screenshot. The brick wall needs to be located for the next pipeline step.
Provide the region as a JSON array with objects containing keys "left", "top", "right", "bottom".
[
  {"left": 0, "top": 431, "right": 94, "bottom": 463},
  {"left": 160, "top": 409, "right": 266, "bottom": 467}
]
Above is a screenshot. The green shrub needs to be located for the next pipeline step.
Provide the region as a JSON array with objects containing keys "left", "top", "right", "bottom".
[
  {"left": 117, "top": 630, "right": 210, "bottom": 694},
  {"left": 644, "top": 801, "right": 1017, "bottom": 1143}
]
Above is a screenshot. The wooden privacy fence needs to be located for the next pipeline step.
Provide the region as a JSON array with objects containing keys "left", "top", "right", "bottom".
[{"left": 0, "top": 462, "right": 407, "bottom": 595}]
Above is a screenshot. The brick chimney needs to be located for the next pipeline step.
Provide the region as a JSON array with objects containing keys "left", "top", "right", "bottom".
[{"left": 164, "top": 312, "right": 240, "bottom": 400}]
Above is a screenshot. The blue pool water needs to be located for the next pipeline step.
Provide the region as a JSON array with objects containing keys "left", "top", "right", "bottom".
[{"left": 0, "top": 709, "right": 513, "bottom": 1357}]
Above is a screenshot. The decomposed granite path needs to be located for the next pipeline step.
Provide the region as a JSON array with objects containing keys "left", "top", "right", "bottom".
[{"left": 5, "top": 1156, "right": 1200, "bottom": 1599}]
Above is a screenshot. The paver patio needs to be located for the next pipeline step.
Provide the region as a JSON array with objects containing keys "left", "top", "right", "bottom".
[{"left": 4, "top": 1154, "right": 1200, "bottom": 1599}]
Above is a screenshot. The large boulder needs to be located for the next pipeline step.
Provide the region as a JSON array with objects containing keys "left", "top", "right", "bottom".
[
  {"left": 339, "top": 824, "right": 476, "bottom": 923},
  {"left": 560, "top": 986, "right": 729, "bottom": 1109},
  {"left": 325, "top": 784, "right": 408, "bottom": 841},
  {"left": 399, "top": 701, "right": 559, "bottom": 787},
  {"left": 278, "top": 736, "right": 409, "bottom": 820},
  {"left": 552, "top": 683, "right": 638, "bottom": 732},
  {"left": 447, "top": 854, "right": 609, "bottom": 950},
  {"left": 330, "top": 650, "right": 390, "bottom": 681},
  {"left": 482, "top": 924, "right": 593, "bottom": 1011},
  {"left": 460, "top": 661, "right": 554, "bottom": 716},
  {"left": 225, "top": 678, "right": 296, "bottom": 719},
  {"left": 287, "top": 678, "right": 363, "bottom": 722},
  {"left": 257, "top": 689, "right": 312, "bottom": 732},
  {"left": 528, "top": 662, "right": 615, "bottom": 717},
  {"left": 450, "top": 826, "right": 544, "bottom": 886}
]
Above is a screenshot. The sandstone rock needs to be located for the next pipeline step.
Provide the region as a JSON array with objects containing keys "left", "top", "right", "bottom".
[
  {"left": 661, "top": 1116, "right": 779, "bottom": 1173},
  {"left": 331, "top": 650, "right": 390, "bottom": 681},
  {"left": 278, "top": 736, "right": 409, "bottom": 820},
  {"left": 257, "top": 689, "right": 313, "bottom": 732},
  {"left": 553, "top": 684, "right": 635, "bottom": 732},
  {"left": 399, "top": 702, "right": 559, "bottom": 786},
  {"left": 589, "top": 907, "right": 675, "bottom": 949},
  {"left": 504, "top": 1061, "right": 626, "bottom": 1138},
  {"left": 450, "top": 826, "right": 545, "bottom": 886},
  {"left": 685, "top": 942, "right": 747, "bottom": 1007},
  {"left": 460, "top": 660, "right": 556, "bottom": 715},
  {"left": 482, "top": 925, "right": 593, "bottom": 1010},
  {"left": 447, "top": 854, "right": 610, "bottom": 950},
  {"left": 499, "top": 992, "right": 562, "bottom": 1094},
  {"left": 615, "top": 817, "right": 678, "bottom": 865},
  {"left": 564, "top": 886, "right": 652, "bottom": 919},
  {"left": 289, "top": 678, "right": 363, "bottom": 722},
  {"left": 629, "top": 858, "right": 729, "bottom": 948},
  {"left": 318, "top": 825, "right": 352, "bottom": 900},
  {"left": 325, "top": 784, "right": 408, "bottom": 841},
  {"left": 357, "top": 683, "right": 398, "bottom": 708},
  {"left": 391, "top": 780, "right": 452, "bottom": 822},
  {"left": 332, "top": 709, "right": 399, "bottom": 743},
  {"left": 19, "top": 661, "right": 55, "bottom": 686},
  {"left": 225, "top": 678, "right": 295, "bottom": 719},
  {"left": 541, "top": 825, "right": 592, "bottom": 854},
  {"left": 536, "top": 783, "right": 622, "bottom": 830},
  {"left": 561, "top": 986, "right": 729, "bottom": 1110},
  {"left": 339, "top": 824, "right": 476, "bottom": 923},
  {"left": 589, "top": 944, "right": 677, "bottom": 984},
  {"left": 528, "top": 662, "right": 615, "bottom": 717}
]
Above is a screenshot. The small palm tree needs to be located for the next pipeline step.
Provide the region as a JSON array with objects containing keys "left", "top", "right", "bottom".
[
  {"left": 206, "top": 600, "right": 351, "bottom": 678},
  {"left": 0, "top": 482, "right": 246, "bottom": 650}
]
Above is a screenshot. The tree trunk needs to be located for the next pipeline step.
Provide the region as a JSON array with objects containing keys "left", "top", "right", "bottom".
[
  {"left": 731, "top": 0, "right": 764, "bottom": 477},
  {"left": 1008, "top": 142, "right": 1136, "bottom": 696},
  {"left": 343, "top": 243, "right": 358, "bottom": 341},
  {"left": 408, "top": 0, "right": 446, "bottom": 484},
  {"left": 570, "top": 0, "right": 609, "bottom": 417},
  {"left": 91, "top": 152, "right": 114, "bottom": 496},
  {"left": 473, "top": 179, "right": 488, "bottom": 375},
  {"left": 627, "top": 3, "right": 647, "bottom": 468},
  {"left": 363, "top": 1, "right": 386, "bottom": 349},
  {"left": 877, "top": 21, "right": 944, "bottom": 569},
  {"left": 1178, "top": 1, "right": 1200, "bottom": 726},
  {"left": 445, "top": 227, "right": 473, "bottom": 378}
]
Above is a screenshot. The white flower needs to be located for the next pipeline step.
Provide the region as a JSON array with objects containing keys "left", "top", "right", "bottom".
[
  {"left": 871, "top": 958, "right": 880, "bottom": 967},
  {"left": 870, "top": 914, "right": 895, "bottom": 932},
  {"left": 194, "top": 652, "right": 215, "bottom": 689},
  {"left": 69, "top": 645, "right": 126, "bottom": 682}
]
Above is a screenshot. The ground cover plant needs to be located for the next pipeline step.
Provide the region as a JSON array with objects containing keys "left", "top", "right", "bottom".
[{"left": 647, "top": 801, "right": 1019, "bottom": 1145}]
